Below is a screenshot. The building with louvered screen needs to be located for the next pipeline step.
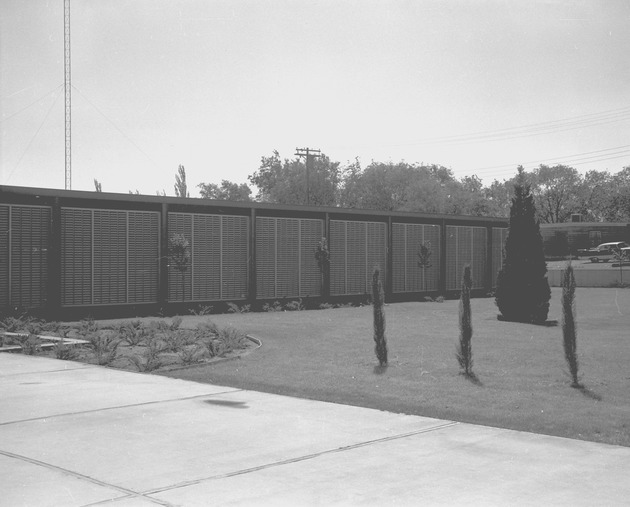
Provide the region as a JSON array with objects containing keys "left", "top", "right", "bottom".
[
  {"left": 445, "top": 225, "right": 487, "bottom": 290},
  {"left": 168, "top": 213, "right": 249, "bottom": 302},
  {"left": 1, "top": 185, "right": 508, "bottom": 317},
  {"left": 256, "top": 217, "right": 323, "bottom": 298},
  {"left": 0, "top": 205, "right": 50, "bottom": 309},
  {"left": 330, "top": 220, "right": 387, "bottom": 296},
  {"left": 61, "top": 208, "right": 159, "bottom": 306}
]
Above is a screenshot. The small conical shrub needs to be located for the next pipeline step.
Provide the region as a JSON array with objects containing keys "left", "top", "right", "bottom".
[
  {"left": 561, "top": 263, "right": 580, "bottom": 387},
  {"left": 496, "top": 167, "right": 551, "bottom": 323},
  {"left": 456, "top": 265, "right": 473, "bottom": 377},
  {"left": 372, "top": 267, "right": 388, "bottom": 367}
]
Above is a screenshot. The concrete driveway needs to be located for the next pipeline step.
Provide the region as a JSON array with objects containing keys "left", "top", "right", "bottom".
[{"left": 1, "top": 353, "right": 629, "bottom": 506}]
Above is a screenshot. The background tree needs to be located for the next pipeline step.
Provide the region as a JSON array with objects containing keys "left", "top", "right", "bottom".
[
  {"left": 198, "top": 180, "right": 252, "bottom": 201},
  {"left": 248, "top": 150, "right": 341, "bottom": 205},
  {"left": 174, "top": 164, "right": 190, "bottom": 198},
  {"left": 495, "top": 167, "right": 551, "bottom": 324},
  {"left": 531, "top": 165, "right": 583, "bottom": 223}
]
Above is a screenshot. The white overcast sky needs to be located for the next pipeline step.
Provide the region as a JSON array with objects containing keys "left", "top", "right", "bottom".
[{"left": 1, "top": 0, "right": 629, "bottom": 195}]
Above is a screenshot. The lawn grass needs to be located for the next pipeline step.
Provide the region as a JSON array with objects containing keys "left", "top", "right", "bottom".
[{"left": 162, "top": 288, "right": 630, "bottom": 447}]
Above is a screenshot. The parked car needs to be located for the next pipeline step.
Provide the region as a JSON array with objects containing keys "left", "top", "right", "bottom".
[{"left": 577, "top": 242, "right": 630, "bottom": 263}]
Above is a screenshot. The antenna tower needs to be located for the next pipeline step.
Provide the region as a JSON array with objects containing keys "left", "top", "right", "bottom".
[{"left": 64, "top": 0, "right": 71, "bottom": 189}]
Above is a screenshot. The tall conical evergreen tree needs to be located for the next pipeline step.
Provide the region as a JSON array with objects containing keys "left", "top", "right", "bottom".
[{"left": 496, "top": 167, "right": 551, "bottom": 323}]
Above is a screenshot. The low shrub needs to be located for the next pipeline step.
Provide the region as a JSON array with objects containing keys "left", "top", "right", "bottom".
[
  {"left": 178, "top": 344, "right": 206, "bottom": 365},
  {"left": 53, "top": 339, "right": 80, "bottom": 361},
  {"left": 19, "top": 334, "right": 42, "bottom": 355},
  {"left": 218, "top": 326, "right": 248, "bottom": 353},
  {"left": 189, "top": 305, "right": 214, "bottom": 316},
  {"left": 89, "top": 332, "right": 120, "bottom": 366},
  {"left": 262, "top": 301, "right": 283, "bottom": 312},
  {"left": 128, "top": 338, "right": 164, "bottom": 372},
  {"left": 284, "top": 299, "right": 304, "bottom": 311},
  {"left": 227, "top": 302, "right": 251, "bottom": 314}
]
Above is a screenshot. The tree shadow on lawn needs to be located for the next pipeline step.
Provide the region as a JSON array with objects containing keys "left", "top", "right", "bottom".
[
  {"left": 459, "top": 371, "right": 483, "bottom": 386},
  {"left": 574, "top": 384, "right": 602, "bottom": 401}
]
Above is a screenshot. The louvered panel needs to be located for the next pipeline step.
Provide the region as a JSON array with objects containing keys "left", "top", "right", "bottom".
[
  {"left": 346, "top": 221, "right": 367, "bottom": 295},
  {"left": 329, "top": 221, "right": 346, "bottom": 295},
  {"left": 193, "top": 214, "right": 221, "bottom": 300},
  {"left": 299, "top": 219, "right": 323, "bottom": 297},
  {"left": 406, "top": 224, "right": 424, "bottom": 292},
  {"left": 93, "top": 210, "right": 127, "bottom": 304},
  {"left": 366, "top": 222, "right": 386, "bottom": 293},
  {"left": 276, "top": 218, "right": 299, "bottom": 298},
  {"left": 222, "top": 215, "right": 248, "bottom": 299},
  {"left": 61, "top": 208, "right": 92, "bottom": 305},
  {"left": 423, "top": 225, "right": 440, "bottom": 291},
  {"left": 0, "top": 206, "right": 9, "bottom": 307},
  {"left": 492, "top": 227, "right": 508, "bottom": 287},
  {"left": 392, "top": 224, "right": 406, "bottom": 292},
  {"left": 128, "top": 211, "right": 159, "bottom": 303},
  {"left": 9, "top": 206, "right": 50, "bottom": 308},
  {"left": 168, "top": 213, "right": 193, "bottom": 301},
  {"left": 445, "top": 226, "right": 459, "bottom": 290},
  {"left": 471, "top": 227, "right": 487, "bottom": 289},
  {"left": 256, "top": 217, "right": 276, "bottom": 298}
]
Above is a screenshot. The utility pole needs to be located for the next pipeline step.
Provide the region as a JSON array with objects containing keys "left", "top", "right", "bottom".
[
  {"left": 64, "top": 0, "right": 71, "bottom": 190},
  {"left": 295, "top": 147, "right": 321, "bottom": 205}
]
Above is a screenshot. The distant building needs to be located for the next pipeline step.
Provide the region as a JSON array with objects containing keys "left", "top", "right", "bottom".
[{"left": 540, "top": 222, "right": 630, "bottom": 257}]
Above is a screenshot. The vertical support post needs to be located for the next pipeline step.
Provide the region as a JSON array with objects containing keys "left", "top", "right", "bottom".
[
  {"left": 439, "top": 219, "right": 447, "bottom": 295},
  {"left": 386, "top": 217, "right": 393, "bottom": 301},
  {"left": 323, "top": 212, "right": 330, "bottom": 298},
  {"left": 248, "top": 208, "right": 257, "bottom": 306},
  {"left": 158, "top": 202, "right": 169, "bottom": 312},
  {"left": 485, "top": 225, "right": 494, "bottom": 293},
  {"left": 47, "top": 198, "right": 63, "bottom": 317}
]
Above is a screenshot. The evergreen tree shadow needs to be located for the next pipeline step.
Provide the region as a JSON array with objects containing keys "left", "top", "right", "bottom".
[
  {"left": 373, "top": 364, "right": 388, "bottom": 375},
  {"left": 574, "top": 384, "right": 602, "bottom": 401},
  {"left": 460, "top": 372, "right": 483, "bottom": 386}
]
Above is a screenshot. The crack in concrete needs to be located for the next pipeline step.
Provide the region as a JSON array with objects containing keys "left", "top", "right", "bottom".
[
  {"left": 143, "top": 421, "right": 460, "bottom": 497},
  {"left": 0, "top": 389, "right": 243, "bottom": 426}
]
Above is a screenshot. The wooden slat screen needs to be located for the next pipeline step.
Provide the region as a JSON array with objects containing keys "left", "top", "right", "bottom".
[
  {"left": 61, "top": 208, "right": 92, "bottom": 305},
  {"left": 93, "top": 210, "right": 127, "bottom": 304},
  {"left": 1, "top": 206, "right": 50, "bottom": 308},
  {"left": 330, "top": 220, "right": 387, "bottom": 296},
  {"left": 446, "top": 225, "right": 487, "bottom": 290},
  {"left": 255, "top": 217, "right": 323, "bottom": 299},
  {"left": 0, "top": 206, "right": 9, "bottom": 307},
  {"left": 169, "top": 212, "right": 248, "bottom": 302},
  {"left": 128, "top": 211, "right": 159, "bottom": 303},
  {"left": 62, "top": 208, "right": 159, "bottom": 306},
  {"left": 392, "top": 223, "right": 440, "bottom": 292},
  {"left": 221, "top": 215, "right": 249, "bottom": 299}
]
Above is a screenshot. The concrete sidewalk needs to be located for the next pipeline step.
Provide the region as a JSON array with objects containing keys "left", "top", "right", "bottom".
[{"left": 1, "top": 354, "right": 629, "bottom": 506}]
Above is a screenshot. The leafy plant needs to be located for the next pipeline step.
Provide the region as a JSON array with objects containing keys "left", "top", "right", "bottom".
[
  {"left": 319, "top": 302, "right": 334, "bottom": 310},
  {"left": 89, "top": 332, "right": 120, "bottom": 366},
  {"left": 128, "top": 338, "right": 164, "bottom": 372},
  {"left": 456, "top": 265, "right": 474, "bottom": 378},
  {"left": 78, "top": 318, "right": 99, "bottom": 337},
  {"left": 189, "top": 304, "right": 214, "bottom": 316},
  {"left": 262, "top": 301, "right": 283, "bottom": 312},
  {"left": 561, "top": 263, "right": 581, "bottom": 388},
  {"left": 178, "top": 344, "right": 206, "bottom": 365},
  {"left": 372, "top": 267, "right": 388, "bottom": 367},
  {"left": 162, "top": 329, "right": 190, "bottom": 353},
  {"left": 217, "top": 326, "right": 248, "bottom": 353},
  {"left": 117, "top": 321, "right": 147, "bottom": 346},
  {"left": 284, "top": 299, "right": 304, "bottom": 311},
  {"left": 18, "top": 334, "right": 41, "bottom": 355},
  {"left": 226, "top": 302, "right": 250, "bottom": 314},
  {"left": 53, "top": 338, "right": 80, "bottom": 361},
  {"left": 169, "top": 316, "right": 183, "bottom": 331}
]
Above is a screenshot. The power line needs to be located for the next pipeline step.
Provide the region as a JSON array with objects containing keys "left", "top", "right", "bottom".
[
  {"left": 0, "top": 84, "right": 64, "bottom": 124},
  {"left": 5, "top": 89, "right": 62, "bottom": 184},
  {"left": 72, "top": 85, "right": 162, "bottom": 170}
]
